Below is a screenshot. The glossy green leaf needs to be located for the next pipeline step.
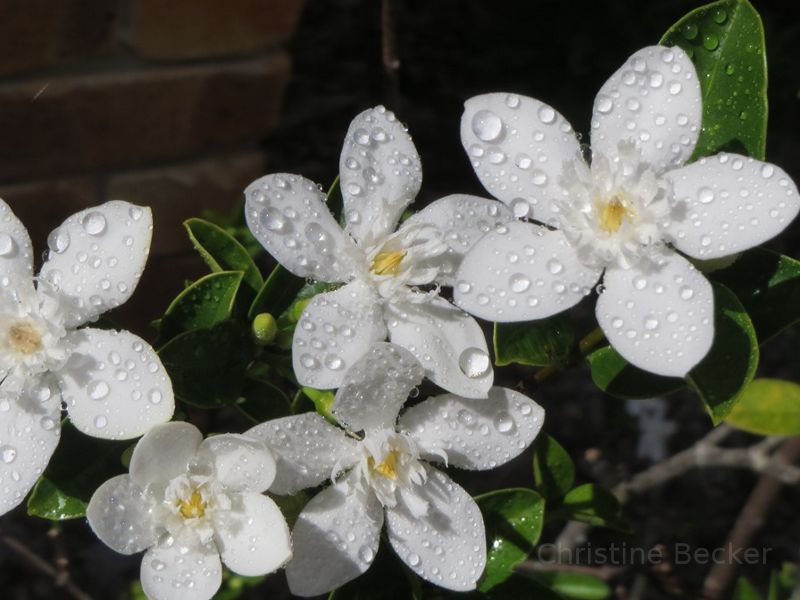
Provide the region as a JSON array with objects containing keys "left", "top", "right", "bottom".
[
  {"left": 553, "top": 484, "right": 630, "bottom": 533},
  {"left": 477, "top": 488, "right": 545, "bottom": 592},
  {"left": 494, "top": 314, "right": 576, "bottom": 368},
  {"left": 724, "top": 379, "right": 800, "bottom": 436},
  {"left": 533, "top": 434, "right": 575, "bottom": 501},
  {"left": 733, "top": 577, "right": 764, "bottom": 600},
  {"left": 234, "top": 378, "right": 291, "bottom": 423},
  {"left": 687, "top": 283, "right": 759, "bottom": 424},
  {"left": 248, "top": 264, "right": 305, "bottom": 321},
  {"left": 27, "top": 421, "right": 127, "bottom": 520},
  {"left": 587, "top": 346, "right": 685, "bottom": 400},
  {"left": 522, "top": 571, "right": 611, "bottom": 600},
  {"left": 661, "top": 0, "right": 767, "bottom": 160},
  {"left": 713, "top": 249, "right": 800, "bottom": 342},
  {"left": 160, "top": 271, "right": 244, "bottom": 341},
  {"left": 159, "top": 321, "right": 252, "bottom": 408},
  {"left": 184, "top": 218, "right": 263, "bottom": 293}
]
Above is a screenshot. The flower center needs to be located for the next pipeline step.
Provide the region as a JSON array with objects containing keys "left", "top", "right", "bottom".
[
  {"left": 597, "top": 196, "right": 633, "bottom": 234},
  {"left": 177, "top": 490, "right": 207, "bottom": 519},
  {"left": 370, "top": 250, "right": 406, "bottom": 276},
  {"left": 6, "top": 321, "right": 42, "bottom": 355},
  {"left": 368, "top": 451, "right": 398, "bottom": 480}
]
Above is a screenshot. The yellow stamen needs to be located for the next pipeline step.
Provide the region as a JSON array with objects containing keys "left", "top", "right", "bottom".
[
  {"left": 598, "top": 197, "right": 631, "bottom": 234},
  {"left": 370, "top": 250, "right": 406, "bottom": 276},
  {"left": 7, "top": 322, "right": 42, "bottom": 355},
  {"left": 178, "top": 490, "right": 207, "bottom": 519},
  {"left": 368, "top": 451, "right": 398, "bottom": 480}
]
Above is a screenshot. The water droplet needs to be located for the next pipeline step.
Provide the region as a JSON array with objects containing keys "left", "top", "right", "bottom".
[
  {"left": 89, "top": 380, "right": 110, "bottom": 400},
  {"left": 358, "top": 546, "right": 374, "bottom": 563},
  {"left": 300, "top": 354, "right": 318, "bottom": 369},
  {"left": 547, "top": 258, "right": 563, "bottom": 275},
  {"left": 457, "top": 409, "right": 476, "bottom": 429},
  {"left": 505, "top": 94, "right": 520, "bottom": 108},
  {"left": 698, "top": 187, "right": 715, "bottom": 204},
  {"left": 94, "top": 415, "right": 108, "bottom": 429},
  {"left": 509, "top": 273, "right": 531, "bottom": 293},
  {"left": 493, "top": 412, "right": 516, "bottom": 434},
  {"left": 714, "top": 8, "right": 727, "bottom": 23},
  {"left": 324, "top": 354, "right": 343, "bottom": 370},
  {"left": 149, "top": 389, "right": 163, "bottom": 404},
  {"left": 596, "top": 95, "right": 614, "bottom": 114},
  {"left": 644, "top": 316, "right": 659, "bottom": 330},
  {"left": 537, "top": 105, "right": 556, "bottom": 124},
  {"left": 471, "top": 110, "right": 504, "bottom": 142},
  {"left": 0, "top": 233, "right": 16, "bottom": 257},
  {"left": 680, "top": 285, "right": 695, "bottom": 300},
  {"left": 511, "top": 198, "right": 530, "bottom": 218},
  {"left": 82, "top": 211, "right": 107, "bottom": 236},
  {"left": 725, "top": 64, "right": 735, "bottom": 76},
  {"left": 407, "top": 553, "right": 421, "bottom": 567},
  {"left": 703, "top": 34, "right": 719, "bottom": 51},
  {"left": 47, "top": 228, "right": 70, "bottom": 254},
  {"left": 515, "top": 153, "right": 532, "bottom": 170},
  {"left": 669, "top": 81, "right": 682, "bottom": 95},
  {"left": 1, "top": 445, "right": 17, "bottom": 463},
  {"left": 761, "top": 164, "right": 775, "bottom": 179},
  {"left": 456, "top": 281, "right": 472, "bottom": 294},
  {"left": 459, "top": 348, "right": 490, "bottom": 379},
  {"left": 683, "top": 23, "right": 699, "bottom": 40},
  {"left": 259, "top": 209, "right": 285, "bottom": 232}
]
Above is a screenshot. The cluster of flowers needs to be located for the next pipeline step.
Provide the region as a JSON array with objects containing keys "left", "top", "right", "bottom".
[{"left": 0, "top": 46, "right": 797, "bottom": 599}]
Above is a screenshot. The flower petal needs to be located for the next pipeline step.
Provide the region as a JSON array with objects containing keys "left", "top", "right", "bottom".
[
  {"left": 57, "top": 328, "right": 174, "bottom": 440},
  {"left": 245, "top": 173, "right": 361, "bottom": 283},
  {"left": 401, "top": 194, "right": 513, "bottom": 286},
  {"left": 195, "top": 434, "right": 276, "bottom": 494},
  {"left": 213, "top": 492, "right": 291, "bottom": 577},
  {"left": 286, "top": 477, "right": 384, "bottom": 597},
  {"left": 140, "top": 540, "right": 222, "bottom": 600},
  {"left": 591, "top": 45, "right": 701, "bottom": 174},
  {"left": 86, "top": 474, "right": 159, "bottom": 555},
  {"left": 0, "top": 198, "right": 34, "bottom": 279},
  {"left": 387, "top": 295, "right": 493, "bottom": 399},
  {"left": 292, "top": 279, "right": 387, "bottom": 390},
  {"left": 460, "top": 93, "right": 582, "bottom": 221},
  {"left": 246, "top": 413, "right": 359, "bottom": 495},
  {"left": 39, "top": 201, "right": 152, "bottom": 328},
  {"left": 386, "top": 466, "right": 485, "bottom": 592},
  {"left": 340, "top": 106, "right": 423, "bottom": 246},
  {"left": 129, "top": 421, "right": 203, "bottom": 488},
  {"left": 596, "top": 252, "right": 714, "bottom": 377},
  {"left": 665, "top": 153, "right": 800, "bottom": 259},
  {"left": 0, "top": 376, "right": 61, "bottom": 516},
  {"left": 333, "top": 342, "right": 424, "bottom": 432},
  {"left": 454, "top": 221, "right": 602, "bottom": 322},
  {"left": 399, "top": 387, "right": 544, "bottom": 470}
]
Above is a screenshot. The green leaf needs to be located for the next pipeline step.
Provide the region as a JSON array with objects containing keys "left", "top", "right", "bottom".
[
  {"left": 248, "top": 264, "right": 305, "bottom": 321},
  {"left": 553, "top": 484, "right": 630, "bottom": 533},
  {"left": 184, "top": 218, "right": 263, "bottom": 293},
  {"left": 522, "top": 571, "right": 611, "bottom": 600},
  {"left": 533, "top": 434, "right": 575, "bottom": 501},
  {"left": 160, "top": 271, "right": 244, "bottom": 341},
  {"left": 477, "top": 488, "right": 545, "bottom": 592},
  {"left": 725, "top": 379, "right": 800, "bottom": 436},
  {"left": 660, "top": 0, "right": 767, "bottom": 160},
  {"left": 234, "top": 378, "right": 291, "bottom": 423},
  {"left": 27, "top": 420, "right": 127, "bottom": 520},
  {"left": 713, "top": 249, "right": 800, "bottom": 342},
  {"left": 159, "top": 321, "right": 252, "bottom": 408},
  {"left": 587, "top": 346, "right": 685, "bottom": 400},
  {"left": 494, "top": 314, "right": 576, "bottom": 368},
  {"left": 687, "top": 283, "right": 759, "bottom": 424},
  {"left": 733, "top": 577, "right": 764, "bottom": 600}
]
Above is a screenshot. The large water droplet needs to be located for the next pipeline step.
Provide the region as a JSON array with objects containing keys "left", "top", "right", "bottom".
[
  {"left": 89, "top": 380, "right": 110, "bottom": 400},
  {"left": 458, "top": 348, "right": 490, "bottom": 378},
  {"left": 82, "top": 211, "right": 107, "bottom": 236},
  {"left": 509, "top": 273, "right": 531, "bottom": 293},
  {"left": 259, "top": 209, "right": 285, "bottom": 232},
  {"left": 0, "top": 445, "right": 17, "bottom": 463},
  {"left": 493, "top": 412, "right": 516, "bottom": 434},
  {"left": 471, "top": 110, "right": 504, "bottom": 142},
  {"left": 47, "top": 228, "right": 70, "bottom": 254}
]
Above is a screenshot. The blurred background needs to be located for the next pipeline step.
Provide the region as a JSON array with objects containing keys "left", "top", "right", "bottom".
[{"left": 0, "top": 1, "right": 798, "bottom": 598}]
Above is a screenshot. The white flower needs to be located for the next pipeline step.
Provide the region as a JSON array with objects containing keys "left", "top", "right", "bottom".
[
  {"left": 87, "top": 421, "right": 292, "bottom": 600},
  {"left": 0, "top": 199, "right": 174, "bottom": 516},
  {"left": 246, "top": 343, "right": 544, "bottom": 595},
  {"left": 454, "top": 45, "right": 800, "bottom": 377},
  {"left": 244, "top": 106, "right": 512, "bottom": 397}
]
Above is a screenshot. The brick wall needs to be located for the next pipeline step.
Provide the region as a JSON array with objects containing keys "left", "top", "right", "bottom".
[{"left": 0, "top": 0, "right": 305, "bottom": 334}]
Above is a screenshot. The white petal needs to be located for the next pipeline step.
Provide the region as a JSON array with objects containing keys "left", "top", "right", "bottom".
[
  {"left": 333, "top": 342, "right": 424, "bottom": 432},
  {"left": 454, "top": 221, "right": 602, "bottom": 322},
  {"left": 86, "top": 474, "right": 159, "bottom": 555},
  {"left": 245, "top": 173, "right": 361, "bottom": 283},
  {"left": 286, "top": 478, "right": 383, "bottom": 597},
  {"left": 213, "top": 492, "right": 291, "bottom": 576},
  {"left": 591, "top": 45, "right": 701, "bottom": 174},
  {"left": 292, "top": 279, "right": 387, "bottom": 390},
  {"left": 399, "top": 387, "right": 544, "bottom": 470},
  {"left": 141, "top": 540, "right": 222, "bottom": 600},
  {"left": 0, "top": 377, "right": 61, "bottom": 516},
  {"left": 460, "top": 93, "right": 582, "bottom": 220},
  {"left": 0, "top": 198, "right": 34, "bottom": 279},
  {"left": 386, "top": 466, "right": 485, "bottom": 592},
  {"left": 129, "top": 422, "right": 202, "bottom": 488},
  {"left": 57, "top": 328, "right": 174, "bottom": 440},
  {"left": 39, "top": 201, "right": 153, "bottom": 328},
  {"left": 597, "top": 252, "right": 714, "bottom": 377},
  {"left": 246, "top": 413, "right": 359, "bottom": 495},
  {"left": 387, "top": 296, "right": 493, "bottom": 399},
  {"left": 665, "top": 153, "right": 800, "bottom": 259},
  {"left": 340, "top": 106, "right": 423, "bottom": 246},
  {"left": 401, "top": 194, "right": 513, "bottom": 286},
  {"left": 195, "top": 434, "right": 275, "bottom": 494}
]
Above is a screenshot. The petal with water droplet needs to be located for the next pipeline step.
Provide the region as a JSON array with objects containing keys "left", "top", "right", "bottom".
[
  {"left": 140, "top": 539, "right": 222, "bottom": 600},
  {"left": 399, "top": 387, "right": 544, "bottom": 470},
  {"left": 461, "top": 93, "right": 582, "bottom": 219},
  {"left": 386, "top": 466, "right": 486, "bottom": 592},
  {"left": 666, "top": 153, "right": 800, "bottom": 259},
  {"left": 57, "top": 328, "right": 174, "bottom": 440},
  {"left": 0, "top": 198, "right": 34, "bottom": 279},
  {"left": 213, "top": 492, "right": 291, "bottom": 577},
  {"left": 286, "top": 475, "right": 383, "bottom": 597},
  {"left": 591, "top": 45, "right": 701, "bottom": 174},
  {"left": 129, "top": 421, "right": 202, "bottom": 488},
  {"left": 39, "top": 201, "right": 152, "bottom": 328},
  {"left": 246, "top": 413, "right": 359, "bottom": 495},
  {"left": 195, "top": 434, "right": 275, "bottom": 494},
  {"left": 340, "top": 106, "right": 422, "bottom": 246},
  {"left": 387, "top": 295, "right": 493, "bottom": 399},
  {"left": 597, "top": 252, "right": 714, "bottom": 377}
]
